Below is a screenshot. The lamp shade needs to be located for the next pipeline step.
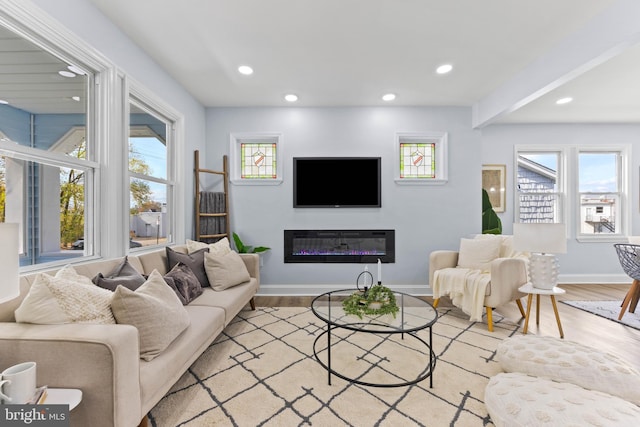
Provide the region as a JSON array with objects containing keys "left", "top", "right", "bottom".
[
  {"left": 0, "top": 223, "right": 20, "bottom": 303},
  {"left": 513, "top": 223, "right": 567, "bottom": 254}
]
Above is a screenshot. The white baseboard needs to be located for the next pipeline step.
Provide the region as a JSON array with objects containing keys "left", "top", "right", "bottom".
[
  {"left": 558, "top": 273, "right": 629, "bottom": 284},
  {"left": 256, "top": 275, "right": 630, "bottom": 297},
  {"left": 256, "top": 283, "right": 432, "bottom": 297}
]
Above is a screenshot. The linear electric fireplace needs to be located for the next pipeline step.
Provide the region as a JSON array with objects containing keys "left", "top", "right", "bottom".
[{"left": 284, "top": 229, "right": 395, "bottom": 263}]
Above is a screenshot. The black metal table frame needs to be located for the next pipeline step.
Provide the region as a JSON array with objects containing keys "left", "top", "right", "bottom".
[{"left": 311, "top": 290, "right": 437, "bottom": 388}]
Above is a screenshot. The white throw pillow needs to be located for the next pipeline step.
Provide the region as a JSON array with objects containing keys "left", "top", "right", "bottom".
[
  {"left": 110, "top": 270, "right": 190, "bottom": 361},
  {"left": 204, "top": 250, "right": 251, "bottom": 291},
  {"left": 457, "top": 237, "right": 502, "bottom": 271},
  {"left": 15, "top": 265, "right": 115, "bottom": 324},
  {"left": 186, "top": 237, "right": 232, "bottom": 256}
]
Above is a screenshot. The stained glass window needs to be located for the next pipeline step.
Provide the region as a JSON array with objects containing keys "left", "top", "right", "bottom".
[
  {"left": 399, "top": 142, "right": 435, "bottom": 178},
  {"left": 240, "top": 143, "right": 277, "bottom": 179}
]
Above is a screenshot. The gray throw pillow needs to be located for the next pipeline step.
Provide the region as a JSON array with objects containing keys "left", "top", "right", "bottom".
[
  {"left": 164, "top": 262, "right": 203, "bottom": 305},
  {"left": 166, "top": 246, "right": 210, "bottom": 287},
  {"left": 92, "top": 256, "right": 146, "bottom": 291}
]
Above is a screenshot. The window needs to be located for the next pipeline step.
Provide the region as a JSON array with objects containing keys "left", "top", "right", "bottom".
[
  {"left": 230, "top": 133, "right": 283, "bottom": 185},
  {"left": 0, "top": 21, "right": 97, "bottom": 267},
  {"left": 128, "top": 98, "right": 175, "bottom": 249},
  {"left": 578, "top": 150, "right": 623, "bottom": 236},
  {"left": 395, "top": 132, "right": 448, "bottom": 184},
  {"left": 516, "top": 151, "right": 564, "bottom": 223},
  {"left": 515, "top": 146, "right": 629, "bottom": 240}
]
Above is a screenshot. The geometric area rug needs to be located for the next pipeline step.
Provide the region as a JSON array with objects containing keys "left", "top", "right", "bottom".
[
  {"left": 149, "top": 306, "right": 520, "bottom": 426},
  {"left": 561, "top": 300, "right": 640, "bottom": 331}
]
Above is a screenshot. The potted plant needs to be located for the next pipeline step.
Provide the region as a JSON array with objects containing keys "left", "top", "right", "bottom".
[{"left": 232, "top": 232, "right": 270, "bottom": 254}]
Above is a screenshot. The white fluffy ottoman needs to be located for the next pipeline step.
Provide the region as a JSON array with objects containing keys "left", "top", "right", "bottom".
[
  {"left": 496, "top": 335, "right": 640, "bottom": 406},
  {"left": 485, "top": 372, "right": 640, "bottom": 427}
]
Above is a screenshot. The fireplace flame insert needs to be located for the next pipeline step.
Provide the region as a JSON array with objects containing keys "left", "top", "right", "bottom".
[{"left": 284, "top": 229, "right": 395, "bottom": 263}]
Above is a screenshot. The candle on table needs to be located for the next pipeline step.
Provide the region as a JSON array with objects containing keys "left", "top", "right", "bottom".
[{"left": 377, "top": 258, "right": 382, "bottom": 284}]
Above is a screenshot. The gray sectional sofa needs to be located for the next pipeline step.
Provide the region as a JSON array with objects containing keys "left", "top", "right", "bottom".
[{"left": 0, "top": 245, "right": 260, "bottom": 427}]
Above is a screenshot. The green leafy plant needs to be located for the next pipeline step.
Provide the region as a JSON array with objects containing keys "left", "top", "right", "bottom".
[
  {"left": 482, "top": 188, "right": 502, "bottom": 235},
  {"left": 342, "top": 284, "right": 399, "bottom": 319},
  {"left": 232, "top": 232, "right": 270, "bottom": 254}
]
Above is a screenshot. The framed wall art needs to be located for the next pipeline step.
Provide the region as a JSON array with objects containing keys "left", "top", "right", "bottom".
[{"left": 482, "top": 164, "right": 506, "bottom": 213}]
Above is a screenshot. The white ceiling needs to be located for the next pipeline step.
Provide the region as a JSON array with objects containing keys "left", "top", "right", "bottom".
[{"left": 81, "top": 0, "right": 640, "bottom": 124}]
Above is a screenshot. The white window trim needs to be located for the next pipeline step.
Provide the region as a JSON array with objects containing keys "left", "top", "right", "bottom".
[
  {"left": 230, "top": 132, "right": 283, "bottom": 186},
  {"left": 127, "top": 77, "right": 185, "bottom": 249},
  {"left": 514, "top": 145, "right": 630, "bottom": 243},
  {"left": 514, "top": 146, "right": 568, "bottom": 228},
  {"left": 394, "top": 131, "right": 448, "bottom": 185},
  {"left": 573, "top": 145, "right": 629, "bottom": 243}
]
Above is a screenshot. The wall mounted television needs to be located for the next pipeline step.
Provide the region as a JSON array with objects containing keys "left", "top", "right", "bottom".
[{"left": 293, "top": 157, "right": 382, "bottom": 208}]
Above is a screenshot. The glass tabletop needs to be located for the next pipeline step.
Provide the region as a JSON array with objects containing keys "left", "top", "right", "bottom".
[{"left": 311, "top": 289, "right": 437, "bottom": 333}]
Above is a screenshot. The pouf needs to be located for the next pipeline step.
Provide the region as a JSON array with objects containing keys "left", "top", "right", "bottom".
[
  {"left": 496, "top": 335, "right": 640, "bottom": 406},
  {"left": 485, "top": 372, "right": 640, "bottom": 427}
]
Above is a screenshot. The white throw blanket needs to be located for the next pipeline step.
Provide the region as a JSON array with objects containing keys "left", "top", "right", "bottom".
[{"left": 433, "top": 267, "right": 491, "bottom": 322}]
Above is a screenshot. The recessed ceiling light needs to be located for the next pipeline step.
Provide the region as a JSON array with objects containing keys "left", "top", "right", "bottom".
[
  {"left": 67, "top": 65, "right": 85, "bottom": 75},
  {"left": 284, "top": 94, "right": 298, "bottom": 102},
  {"left": 58, "top": 70, "right": 75, "bottom": 78},
  {"left": 238, "top": 65, "right": 253, "bottom": 75},
  {"left": 382, "top": 93, "right": 396, "bottom": 101},
  {"left": 436, "top": 64, "right": 453, "bottom": 74},
  {"left": 0, "top": 99, "right": 8, "bottom": 105},
  {"left": 556, "top": 97, "right": 573, "bottom": 105},
  {"left": 71, "top": 96, "right": 81, "bottom": 102}
]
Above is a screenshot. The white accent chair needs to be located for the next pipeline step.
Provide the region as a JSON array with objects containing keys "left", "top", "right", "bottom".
[{"left": 429, "top": 235, "right": 528, "bottom": 331}]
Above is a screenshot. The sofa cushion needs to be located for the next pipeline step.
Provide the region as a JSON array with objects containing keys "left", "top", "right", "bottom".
[
  {"left": 15, "top": 265, "right": 115, "bottom": 325},
  {"left": 186, "top": 237, "right": 232, "bottom": 256},
  {"left": 110, "top": 270, "right": 190, "bottom": 361},
  {"left": 204, "top": 250, "right": 251, "bottom": 291},
  {"left": 457, "top": 237, "right": 502, "bottom": 271},
  {"left": 92, "top": 256, "right": 147, "bottom": 291},
  {"left": 166, "top": 246, "right": 210, "bottom": 287},
  {"left": 485, "top": 372, "right": 640, "bottom": 427},
  {"left": 497, "top": 334, "right": 640, "bottom": 406},
  {"left": 163, "top": 262, "right": 203, "bottom": 305}
]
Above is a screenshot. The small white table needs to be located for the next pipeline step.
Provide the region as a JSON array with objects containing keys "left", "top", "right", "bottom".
[
  {"left": 43, "top": 388, "right": 82, "bottom": 410},
  {"left": 518, "top": 283, "right": 566, "bottom": 339}
]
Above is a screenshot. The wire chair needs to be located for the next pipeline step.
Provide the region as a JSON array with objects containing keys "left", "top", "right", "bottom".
[{"left": 613, "top": 243, "right": 640, "bottom": 320}]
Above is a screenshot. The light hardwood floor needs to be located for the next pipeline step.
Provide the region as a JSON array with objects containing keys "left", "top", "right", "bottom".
[{"left": 254, "top": 284, "right": 640, "bottom": 370}]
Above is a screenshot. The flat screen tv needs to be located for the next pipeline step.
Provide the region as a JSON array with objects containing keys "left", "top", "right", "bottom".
[{"left": 293, "top": 157, "right": 381, "bottom": 208}]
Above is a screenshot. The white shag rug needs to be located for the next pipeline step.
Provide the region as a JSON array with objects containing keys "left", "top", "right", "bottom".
[{"left": 561, "top": 300, "right": 640, "bottom": 331}]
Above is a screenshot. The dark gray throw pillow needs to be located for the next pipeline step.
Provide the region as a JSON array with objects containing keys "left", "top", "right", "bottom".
[
  {"left": 166, "top": 246, "right": 210, "bottom": 287},
  {"left": 93, "top": 256, "right": 147, "bottom": 291},
  {"left": 163, "top": 262, "right": 203, "bottom": 305}
]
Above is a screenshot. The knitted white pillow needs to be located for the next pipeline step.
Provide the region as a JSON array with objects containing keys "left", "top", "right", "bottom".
[
  {"left": 497, "top": 335, "right": 640, "bottom": 406},
  {"left": 15, "top": 265, "right": 115, "bottom": 324}
]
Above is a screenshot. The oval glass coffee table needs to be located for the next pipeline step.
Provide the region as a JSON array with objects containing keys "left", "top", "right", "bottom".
[{"left": 311, "top": 289, "right": 438, "bottom": 388}]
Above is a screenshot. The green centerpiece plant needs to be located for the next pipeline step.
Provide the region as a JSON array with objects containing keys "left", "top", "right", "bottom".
[{"left": 342, "top": 284, "right": 399, "bottom": 319}]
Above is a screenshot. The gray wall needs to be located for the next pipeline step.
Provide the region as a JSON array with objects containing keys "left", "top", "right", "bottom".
[
  {"left": 207, "top": 107, "right": 481, "bottom": 294},
  {"left": 481, "top": 123, "right": 640, "bottom": 283}
]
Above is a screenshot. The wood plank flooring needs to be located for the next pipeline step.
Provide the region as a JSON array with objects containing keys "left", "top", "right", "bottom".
[{"left": 254, "top": 284, "right": 640, "bottom": 370}]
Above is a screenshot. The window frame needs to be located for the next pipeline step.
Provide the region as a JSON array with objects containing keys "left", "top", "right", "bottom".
[
  {"left": 394, "top": 131, "right": 448, "bottom": 185},
  {"left": 515, "top": 147, "right": 567, "bottom": 225},
  {"left": 126, "top": 80, "right": 184, "bottom": 252},
  {"left": 514, "top": 145, "right": 630, "bottom": 243},
  {"left": 574, "top": 146, "right": 629, "bottom": 242},
  {"left": 229, "top": 132, "right": 283, "bottom": 185}
]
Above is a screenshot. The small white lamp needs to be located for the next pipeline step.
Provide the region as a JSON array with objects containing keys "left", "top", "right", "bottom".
[
  {"left": 0, "top": 223, "right": 20, "bottom": 303},
  {"left": 513, "top": 223, "right": 567, "bottom": 290}
]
